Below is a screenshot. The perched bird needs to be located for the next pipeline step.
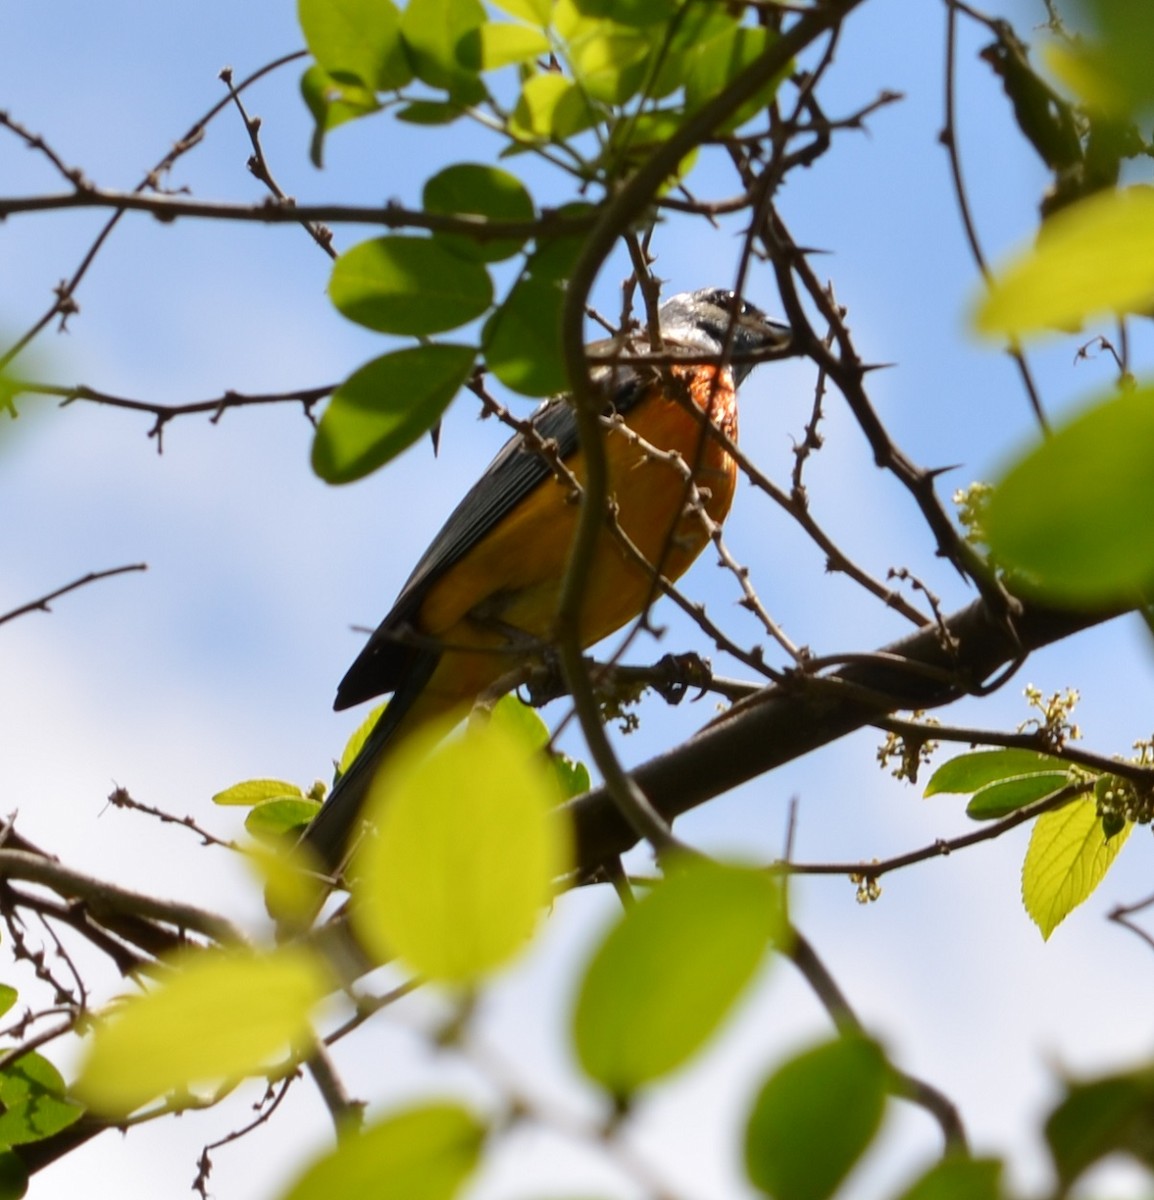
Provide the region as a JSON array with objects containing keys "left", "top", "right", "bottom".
[{"left": 304, "top": 287, "right": 792, "bottom": 868}]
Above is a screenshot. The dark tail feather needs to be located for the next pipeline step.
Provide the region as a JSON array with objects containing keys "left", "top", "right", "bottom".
[{"left": 301, "top": 651, "right": 441, "bottom": 871}]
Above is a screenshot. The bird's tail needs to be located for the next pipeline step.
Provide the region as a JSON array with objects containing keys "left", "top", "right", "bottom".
[{"left": 300, "top": 652, "right": 440, "bottom": 871}]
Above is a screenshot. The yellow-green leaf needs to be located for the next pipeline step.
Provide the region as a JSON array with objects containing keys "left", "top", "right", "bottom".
[
  {"left": 985, "top": 386, "right": 1154, "bottom": 605},
  {"left": 510, "top": 73, "right": 596, "bottom": 140},
  {"left": 573, "top": 860, "right": 783, "bottom": 1098},
  {"left": 0, "top": 1053, "right": 83, "bottom": 1146},
  {"left": 282, "top": 1102, "right": 485, "bottom": 1200},
  {"left": 1022, "top": 798, "right": 1131, "bottom": 939},
  {"left": 463, "top": 23, "right": 551, "bottom": 71},
  {"left": 76, "top": 947, "right": 332, "bottom": 1116},
  {"left": 298, "top": 0, "right": 411, "bottom": 92},
  {"left": 213, "top": 779, "right": 305, "bottom": 807},
  {"left": 975, "top": 187, "right": 1154, "bottom": 339},
  {"left": 338, "top": 704, "right": 387, "bottom": 776},
  {"left": 245, "top": 798, "right": 322, "bottom": 842},
  {"left": 351, "top": 720, "right": 571, "bottom": 982}
]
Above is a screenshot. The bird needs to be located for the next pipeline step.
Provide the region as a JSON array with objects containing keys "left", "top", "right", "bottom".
[{"left": 303, "top": 287, "right": 792, "bottom": 869}]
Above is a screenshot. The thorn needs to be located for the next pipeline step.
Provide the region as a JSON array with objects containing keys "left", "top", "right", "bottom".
[
  {"left": 429, "top": 421, "right": 442, "bottom": 456},
  {"left": 860, "top": 361, "right": 897, "bottom": 373}
]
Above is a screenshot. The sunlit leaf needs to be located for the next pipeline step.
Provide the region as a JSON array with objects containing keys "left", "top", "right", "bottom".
[
  {"left": 283, "top": 1102, "right": 485, "bottom": 1200},
  {"left": 574, "top": 860, "right": 782, "bottom": 1098},
  {"left": 338, "top": 704, "right": 387, "bottom": 776},
  {"left": 1022, "top": 797, "right": 1131, "bottom": 939},
  {"left": 894, "top": 1156, "right": 1004, "bottom": 1200},
  {"left": 510, "top": 73, "right": 597, "bottom": 140},
  {"left": 423, "top": 163, "right": 535, "bottom": 263},
  {"left": 745, "top": 1036, "right": 888, "bottom": 1200},
  {"left": 245, "top": 798, "right": 322, "bottom": 842},
  {"left": 329, "top": 237, "right": 493, "bottom": 335},
  {"left": 685, "top": 25, "right": 784, "bottom": 132},
  {"left": 572, "top": 0, "right": 676, "bottom": 25},
  {"left": 460, "top": 23, "right": 551, "bottom": 71},
  {"left": 976, "top": 188, "right": 1154, "bottom": 338},
  {"left": 491, "top": 0, "right": 552, "bottom": 23},
  {"left": 0, "top": 986, "right": 16, "bottom": 1020},
  {"left": 0, "top": 1053, "right": 83, "bottom": 1146},
  {"left": 985, "top": 386, "right": 1154, "bottom": 604},
  {"left": 400, "top": 0, "right": 487, "bottom": 102},
  {"left": 312, "top": 344, "right": 475, "bottom": 484},
  {"left": 352, "top": 720, "right": 571, "bottom": 982},
  {"left": 564, "top": 17, "right": 653, "bottom": 105},
  {"left": 298, "top": 0, "right": 411, "bottom": 91},
  {"left": 76, "top": 947, "right": 332, "bottom": 1116},
  {"left": 1045, "top": 2, "right": 1154, "bottom": 117},
  {"left": 213, "top": 779, "right": 305, "bottom": 807},
  {"left": 483, "top": 277, "right": 567, "bottom": 396}
]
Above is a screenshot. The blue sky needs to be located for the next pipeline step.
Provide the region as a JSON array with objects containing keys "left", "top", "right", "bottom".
[{"left": 4, "top": 1, "right": 1154, "bottom": 1197}]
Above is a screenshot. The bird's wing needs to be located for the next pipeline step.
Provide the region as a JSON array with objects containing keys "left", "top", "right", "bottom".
[{"left": 334, "top": 361, "right": 648, "bottom": 708}]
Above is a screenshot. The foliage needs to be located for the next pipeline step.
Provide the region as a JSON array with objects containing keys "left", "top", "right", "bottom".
[{"left": 4, "top": 0, "right": 1154, "bottom": 1197}]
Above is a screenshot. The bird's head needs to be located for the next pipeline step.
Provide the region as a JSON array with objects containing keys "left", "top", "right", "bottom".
[{"left": 658, "top": 287, "right": 793, "bottom": 384}]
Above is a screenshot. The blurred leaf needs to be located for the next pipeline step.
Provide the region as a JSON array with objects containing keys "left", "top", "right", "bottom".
[
  {"left": 483, "top": 277, "right": 567, "bottom": 396},
  {"left": 76, "top": 947, "right": 332, "bottom": 1116},
  {"left": 283, "top": 1102, "right": 485, "bottom": 1200},
  {"left": 563, "top": 14, "right": 653, "bottom": 105},
  {"left": 460, "top": 23, "right": 551, "bottom": 71},
  {"left": 352, "top": 719, "right": 571, "bottom": 982},
  {"left": 1045, "top": 1069, "right": 1154, "bottom": 1188},
  {"left": 395, "top": 100, "right": 464, "bottom": 125},
  {"left": 1022, "top": 797, "right": 1130, "bottom": 939},
  {"left": 247, "top": 842, "right": 328, "bottom": 932},
  {"left": 491, "top": 0, "right": 552, "bottom": 23},
  {"left": 300, "top": 65, "right": 381, "bottom": 168},
  {"left": 510, "top": 73, "right": 597, "bottom": 140},
  {"left": 0, "top": 986, "right": 17, "bottom": 1020},
  {"left": 481, "top": 696, "right": 590, "bottom": 800},
  {"left": 0, "top": 1151, "right": 27, "bottom": 1200},
  {"left": 744, "top": 1036, "right": 888, "bottom": 1200},
  {"left": 423, "top": 163, "right": 535, "bottom": 263},
  {"left": 894, "top": 1156, "right": 1004, "bottom": 1200},
  {"left": 298, "top": 0, "right": 411, "bottom": 91},
  {"left": 1049, "top": 2, "right": 1154, "bottom": 117},
  {"left": 400, "top": 0, "right": 487, "bottom": 102},
  {"left": 527, "top": 202, "right": 596, "bottom": 282},
  {"left": 685, "top": 25, "right": 783, "bottom": 132},
  {"left": 312, "top": 344, "right": 475, "bottom": 484},
  {"left": 0, "top": 1053, "right": 83, "bottom": 1146},
  {"left": 925, "top": 748, "right": 1068, "bottom": 796},
  {"left": 329, "top": 237, "right": 493, "bottom": 335},
  {"left": 965, "top": 773, "right": 1069, "bottom": 819},
  {"left": 572, "top": 0, "right": 676, "bottom": 25},
  {"left": 245, "top": 798, "right": 323, "bottom": 842},
  {"left": 553, "top": 753, "right": 590, "bottom": 799},
  {"left": 338, "top": 704, "right": 387, "bottom": 775},
  {"left": 574, "top": 860, "right": 782, "bottom": 1098},
  {"left": 985, "top": 386, "right": 1154, "bottom": 605},
  {"left": 975, "top": 187, "right": 1154, "bottom": 338},
  {"left": 213, "top": 779, "right": 305, "bottom": 807}
]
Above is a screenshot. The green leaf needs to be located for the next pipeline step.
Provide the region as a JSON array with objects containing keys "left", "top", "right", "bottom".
[
  {"left": 283, "top": 1102, "right": 486, "bottom": 1200},
  {"left": 571, "top": 0, "right": 676, "bottom": 26},
  {"left": 1042, "top": 4, "right": 1154, "bottom": 118},
  {"left": 312, "top": 344, "right": 475, "bottom": 484},
  {"left": 298, "top": 0, "right": 411, "bottom": 91},
  {"left": 0, "top": 1150, "right": 27, "bottom": 1200},
  {"left": 400, "top": 0, "right": 487, "bottom": 102},
  {"left": 423, "top": 163, "right": 535, "bottom": 263},
  {"left": 395, "top": 100, "right": 464, "bottom": 125},
  {"left": 329, "top": 237, "right": 493, "bottom": 335},
  {"left": 1045, "top": 1070, "right": 1154, "bottom": 1188},
  {"left": 924, "top": 748, "right": 1068, "bottom": 795},
  {"left": 744, "top": 1036, "right": 889, "bottom": 1200},
  {"left": 894, "top": 1156, "right": 1004, "bottom": 1200},
  {"left": 510, "top": 73, "right": 597, "bottom": 140},
  {"left": 0, "top": 1053, "right": 83, "bottom": 1146},
  {"left": 553, "top": 753, "right": 590, "bottom": 799},
  {"left": 212, "top": 778, "right": 305, "bottom": 807},
  {"left": 1022, "top": 797, "right": 1131, "bottom": 939},
  {"left": 245, "top": 798, "right": 322, "bottom": 842},
  {"left": 527, "top": 202, "right": 596, "bottom": 282},
  {"left": 966, "top": 773, "right": 1069, "bottom": 819},
  {"left": 976, "top": 188, "right": 1154, "bottom": 338},
  {"left": 0, "top": 986, "right": 17, "bottom": 1020},
  {"left": 573, "top": 860, "right": 782, "bottom": 1098},
  {"left": 460, "top": 23, "right": 551, "bottom": 71},
  {"left": 483, "top": 277, "right": 567, "bottom": 396},
  {"left": 490, "top": 0, "right": 551, "bottom": 24},
  {"left": 564, "top": 17, "right": 653, "bottom": 105},
  {"left": 480, "top": 696, "right": 589, "bottom": 800},
  {"left": 684, "top": 25, "right": 784, "bottom": 132},
  {"left": 76, "top": 947, "right": 332, "bottom": 1116},
  {"left": 338, "top": 704, "right": 387, "bottom": 776},
  {"left": 985, "top": 386, "right": 1154, "bottom": 605},
  {"left": 299, "top": 65, "right": 381, "bottom": 169},
  {"left": 351, "top": 719, "right": 571, "bottom": 982}
]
